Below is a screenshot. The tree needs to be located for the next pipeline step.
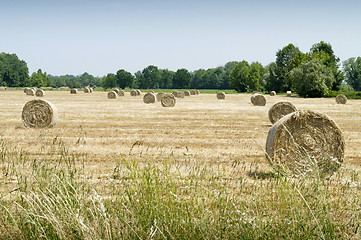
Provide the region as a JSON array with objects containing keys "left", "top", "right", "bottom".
[
  {"left": 29, "top": 69, "right": 50, "bottom": 87},
  {"left": 191, "top": 69, "right": 207, "bottom": 89},
  {"left": 159, "top": 69, "right": 174, "bottom": 89},
  {"left": 172, "top": 68, "right": 191, "bottom": 89},
  {"left": 102, "top": 73, "right": 117, "bottom": 89},
  {"left": 248, "top": 62, "right": 264, "bottom": 91},
  {"left": 343, "top": 57, "right": 361, "bottom": 91},
  {"left": 230, "top": 60, "right": 250, "bottom": 92},
  {"left": 137, "top": 65, "right": 160, "bottom": 89},
  {"left": 289, "top": 59, "right": 335, "bottom": 97},
  {"left": 116, "top": 69, "right": 134, "bottom": 89},
  {"left": 0, "top": 52, "right": 29, "bottom": 87},
  {"left": 264, "top": 62, "right": 277, "bottom": 92}
]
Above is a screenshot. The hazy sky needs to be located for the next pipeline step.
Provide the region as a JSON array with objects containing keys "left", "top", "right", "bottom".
[{"left": 1, "top": 0, "right": 360, "bottom": 76}]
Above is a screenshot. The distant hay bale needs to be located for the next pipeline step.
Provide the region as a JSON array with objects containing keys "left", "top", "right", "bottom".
[
  {"left": 26, "top": 88, "right": 35, "bottom": 96},
  {"left": 161, "top": 93, "right": 176, "bottom": 107},
  {"left": 21, "top": 99, "right": 58, "bottom": 128},
  {"left": 172, "top": 91, "right": 179, "bottom": 98},
  {"left": 70, "top": 89, "right": 78, "bottom": 94},
  {"left": 118, "top": 90, "right": 125, "bottom": 96},
  {"left": 270, "top": 91, "right": 276, "bottom": 96},
  {"left": 217, "top": 92, "right": 226, "bottom": 100},
  {"left": 89, "top": 87, "right": 93, "bottom": 93},
  {"left": 286, "top": 91, "right": 292, "bottom": 97},
  {"left": 107, "top": 91, "right": 117, "bottom": 99},
  {"left": 113, "top": 88, "right": 120, "bottom": 94},
  {"left": 184, "top": 91, "right": 190, "bottom": 96},
  {"left": 130, "top": 90, "right": 138, "bottom": 96},
  {"left": 178, "top": 91, "right": 185, "bottom": 98},
  {"left": 24, "top": 88, "right": 29, "bottom": 93},
  {"left": 84, "top": 87, "right": 90, "bottom": 93},
  {"left": 157, "top": 92, "right": 165, "bottom": 101},
  {"left": 251, "top": 93, "right": 266, "bottom": 106},
  {"left": 190, "top": 90, "right": 196, "bottom": 95},
  {"left": 148, "top": 90, "right": 155, "bottom": 94},
  {"left": 266, "top": 110, "right": 344, "bottom": 176},
  {"left": 335, "top": 94, "right": 347, "bottom": 104},
  {"left": 143, "top": 92, "right": 156, "bottom": 104},
  {"left": 35, "top": 89, "right": 44, "bottom": 97},
  {"left": 268, "top": 101, "right": 297, "bottom": 124},
  {"left": 196, "top": 90, "right": 200, "bottom": 95},
  {"left": 136, "top": 89, "right": 141, "bottom": 95}
]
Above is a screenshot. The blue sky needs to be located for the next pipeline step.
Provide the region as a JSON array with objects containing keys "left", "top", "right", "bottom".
[{"left": 1, "top": 0, "right": 360, "bottom": 76}]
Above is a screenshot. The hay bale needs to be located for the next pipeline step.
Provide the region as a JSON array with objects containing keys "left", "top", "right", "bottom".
[
  {"left": 251, "top": 93, "right": 266, "bottom": 106},
  {"left": 24, "top": 88, "right": 29, "bottom": 93},
  {"left": 70, "top": 89, "right": 78, "bottom": 94},
  {"left": 136, "top": 89, "right": 141, "bottom": 95},
  {"left": 143, "top": 92, "right": 156, "bottom": 104},
  {"left": 190, "top": 90, "right": 196, "bottom": 95},
  {"left": 89, "top": 87, "right": 93, "bottom": 93},
  {"left": 286, "top": 91, "right": 292, "bottom": 97},
  {"left": 156, "top": 92, "right": 165, "bottom": 102},
  {"left": 178, "top": 91, "right": 185, "bottom": 98},
  {"left": 268, "top": 101, "right": 297, "bottom": 124},
  {"left": 270, "top": 91, "right": 276, "bottom": 96},
  {"left": 35, "top": 89, "right": 44, "bottom": 97},
  {"left": 118, "top": 90, "right": 125, "bottom": 96},
  {"left": 21, "top": 99, "right": 58, "bottom": 128},
  {"left": 130, "top": 90, "right": 138, "bottom": 96},
  {"left": 335, "top": 94, "right": 347, "bottom": 104},
  {"left": 172, "top": 91, "right": 179, "bottom": 98},
  {"left": 107, "top": 91, "right": 117, "bottom": 99},
  {"left": 26, "top": 88, "right": 35, "bottom": 96},
  {"left": 196, "top": 90, "right": 200, "bottom": 95},
  {"left": 217, "top": 92, "right": 226, "bottom": 100},
  {"left": 84, "top": 87, "right": 90, "bottom": 93},
  {"left": 161, "top": 93, "right": 176, "bottom": 107},
  {"left": 113, "top": 88, "right": 120, "bottom": 94},
  {"left": 184, "top": 91, "right": 190, "bottom": 96},
  {"left": 266, "top": 110, "right": 344, "bottom": 176}
]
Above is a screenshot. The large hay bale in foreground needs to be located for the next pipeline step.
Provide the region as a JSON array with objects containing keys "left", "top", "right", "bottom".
[
  {"left": 22, "top": 99, "right": 58, "bottom": 128},
  {"left": 161, "top": 93, "right": 176, "bottom": 107},
  {"left": 270, "top": 91, "right": 276, "bottom": 96},
  {"left": 157, "top": 92, "right": 165, "bottom": 102},
  {"left": 143, "top": 92, "right": 156, "bottom": 103},
  {"left": 70, "top": 89, "right": 78, "bottom": 94},
  {"left": 268, "top": 101, "right": 297, "bottom": 124},
  {"left": 26, "top": 88, "right": 35, "bottom": 96},
  {"left": 130, "top": 90, "right": 138, "bottom": 96},
  {"left": 266, "top": 110, "right": 344, "bottom": 176},
  {"left": 107, "top": 91, "right": 117, "bottom": 99},
  {"left": 217, "top": 92, "right": 226, "bottom": 100},
  {"left": 335, "top": 94, "right": 347, "bottom": 104},
  {"left": 251, "top": 93, "right": 266, "bottom": 106},
  {"left": 35, "top": 89, "right": 44, "bottom": 97},
  {"left": 118, "top": 90, "right": 125, "bottom": 96}
]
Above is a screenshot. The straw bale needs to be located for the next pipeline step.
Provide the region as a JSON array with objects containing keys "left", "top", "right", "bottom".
[
  {"left": 118, "top": 90, "right": 125, "bottom": 96},
  {"left": 84, "top": 87, "right": 90, "bottom": 93},
  {"left": 70, "top": 89, "right": 78, "bottom": 94},
  {"left": 178, "top": 91, "right": 185, "bottom": 98},
  {"left": 335, "top": 94, "right": 347, "bottom": 104},
  {"left": 161, "top": 93, "right": 176, "bottom": 107},
  {"left": 136, "top": 89, "right": 141, "bottom": 95},
  {"left": 251, "top": 93, "right": 266, "bottom": 106},
  {"left": 270, "top": 91, "right": 276, "bottom": 96},
  {"left": 156, "top": 92, "right": 165, "bottom": 101},
  {"left": 35, "top": 89, "right": 44, "bottom": 97},
  {"left": 184, "top": 91, "right": 190, "bottom": 96},
  {"left": 266, "top": 110, "right": 344, "bottom": 176},
  {"left": 196, "top": 90, "right": 200, "bottom": 95},
  {"left": 143, "top": 92, "right": 156, "bottom": 104},
  {"left": 113, "top": 88, "right": 120, "bottom": 94},
  {"left": 172, "top": 91, "right": 179, "bottom": 98},
  {"left": 190, "top": 90, "right": 196, "bottom": 95},
  {"left": 107, "top": 91, "right": 117, "bottom": 99},
  {"left": 21, "top": 99, "right": 58, "bottom": 128},
  {"left": 268, "top": 101, "right": 297, "bottom": 124},
  {"left": 26, "top": 88, "right": 35, "bottom": 96},
  {"left": 217, "top": 92, "right": 226, "bottom": 100},
  {"left": 286, "top": 91, "right": 292, "bottom": 97},
  {"left": 130, "top": 90, "right": 138, "bottom": 96}
]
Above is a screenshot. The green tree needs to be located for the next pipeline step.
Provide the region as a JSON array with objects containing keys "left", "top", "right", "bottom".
[
  {"left": 264, "top": 62, "right": 277, "bottom": 92},
  {"left": 29, "top": 69, "right": 50, "bottom": 87},
  {"left": 289, "top": 59, "right": 335, "bottom": 97},
  {"left": 102, "top": 73, "right": 117, "bottom": 89},
  {"left": 159, "top": 69, "right": 174, "bottom": 89},
  {"left": 0, "top": 52, "right": 29, "bottom": 87},
  {"left": 343, "top": 57, "right": 361, "bottom": 91},
  {"left": 137, "top": 65, "right": 160, "bottom": 89},
  {"left": 191, "top": 69, "right": 207, "bottom": 89},
  {"left": 248, "top": 62, "right": 264, "bottom": 91},
  {"left": 116, "top": 69, "right": 134, "bottom": 89},
  {"left": 230, "top": 60, "right": 250, "bottom": 92},
  {"left": 172, "top": 68, "right": 191, "bottom": 89}
]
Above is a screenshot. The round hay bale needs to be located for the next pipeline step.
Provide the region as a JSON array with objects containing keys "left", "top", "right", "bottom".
[
  {"left": 107, "top": 91, "right": 117, "bottom": 99},
  {"left": 217, "top": 92, "right": 226, "bottom": 100},
  {"left": 113, "top": 88, "right": 120, "bottom": 94},
  {"left": 148, "top": 90, "right": 155, "bottom": 94},
  {"left": 84, "top": 87, "right": 90, "bottom": 93},
  {"left": 130, "top": 90, "right": 138, "bottom": 96},
  {"left": 268, "top": 101, "right": 297, "bottom": 124},
  {"left": 335, "top": 94, "right": 347, "bottom": 104},
  {"left": 143, "top": 92, "right": 156, "bottom": 104},
  {"left": 178, "top": 91, "right": 185, "bottom": 98},
  {"left": 270, "top": 91, "right": 276, "bottom": 96},
  {"left": 196, "top": 90, "right": 200, "bottom": 95},
  {"left": 26, "top": 88, "right": 35, "bottom": 96},
  {"left": 172, "top": 91, "right": 179, "bottom": 98},
  {"left": 136, "top": 89, "right": 141, "bottom": 95},
  {"left": 35, "top": 89, "right": 44, "bottom": 97},
  {"left": 266, "top": 110, "right": 344, "bottom": 176},
  {"left": 190, "top": 90, "right": 196, "bottom": 95},
  {"left": 89, "top": 87, "right": 93, "bottom": 93},
  {"left": 251, "top": 93, "right": 266, "bottom": 106},
  {"left": 24, "top": 88, "right": 29, "bottom": 93},
  {"left": 118, "top": 90, "right": 125, "bottom": 96},
  {"left": 70, "top": 89, "right": 78, "bottom": 94},
  {"left": 156, "top": 92, "right": 165, "bottom": 102},
  {"left": 161, "top": 93, "right": 176, "bottom": 107},
  {"left": 286, "top": 91, "right": 292, "bottom": 97},
  {"left": 184, "top": 91, "right": 190, "bottom": 96},
  {"left": 21, "top": 99, "right": 58, "bottom": 128}
]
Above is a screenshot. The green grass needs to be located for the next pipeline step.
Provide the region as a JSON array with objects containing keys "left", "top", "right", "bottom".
[
  {"left": 0, "top": 139, "right": 360, "bottom": 239},
  {"left": 325, "top": 90, "right": 361, "bottom": 99}
]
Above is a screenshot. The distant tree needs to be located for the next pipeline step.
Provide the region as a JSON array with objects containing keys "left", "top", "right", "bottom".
[
  {"left": 264, "top": 62, "right": 277, "bottom": 92},
  {"left": 116, "top": 69, "right": 134, "bottom": 89},
  {"left": 0, "top": 52, "right": 29, "bottom": 87},
  {"left": 248, "top": 62, "right": 264, "bottom": 91},
  {"left": 159, "top": 69, "right": 174, "bottom": 89},
  {"left": 191, "top": 69, "right": 207, "bottom": 89},
  {"left": 172, "top": 68, "right": 191, "bottom": 89},
  {"left": 230, "top": 60, "right": 250, "bottom": 92},
  {"left": 102, "top": 73, "right": 117, "bottom": 89},
  {"left": 289, "top": 59, "right": 335, "bottom": 97},
  {"left": 343, "top": 57, "right": 361, "bottom": 91},
  {"left": 137, "top": 65, "right": 160, "bottom": 89},
  {"left": 29, "top": 69, "right": 50, "bottom": 87},
  {"left": 79, "top": 72, "right": 99, "bottom": 87}
]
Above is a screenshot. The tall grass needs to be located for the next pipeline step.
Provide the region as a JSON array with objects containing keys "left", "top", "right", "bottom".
[{"left": 0, "top": 139, "right": 360, "bottom": 239}]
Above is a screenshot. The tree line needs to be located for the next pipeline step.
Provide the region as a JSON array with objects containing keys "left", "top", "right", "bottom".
[{"left": 2, "top": 41, "right": 361, "bottom": 97}]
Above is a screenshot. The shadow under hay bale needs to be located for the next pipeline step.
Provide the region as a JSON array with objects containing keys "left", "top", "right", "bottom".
[
  {"left": 266, "top": 110, "right": 344, "bottom": 177},
  {"left": 217, "top": 92, "right": 226, "bottom": 100},
  {"left": 268, "top": 101, "right": 297, "bottom": 124},
  {"left": 22, "top": 99, "right": 58, "bottom": 128},
  {"left": 161, "top": 93, "right": 176, "bottom": 107},
  {"left": 335, "top": 94, "right": 347, "bottom": 104},
  {"left": 143, "top": 92, "right": 156, "bottom": 103}
]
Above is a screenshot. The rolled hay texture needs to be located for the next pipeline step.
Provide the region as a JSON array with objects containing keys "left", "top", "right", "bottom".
[
  {"left": 143, "top": 92, "right": 156, "bottom": 104},
  {"left": 136, "top": 89, "right": 141, "bottom": 95},
  {"left": 26, "top": 88, "right": 35, "bottom": 96},
  {"left": 335, "top": 94, "right": 347, "bottom": 104},
  {"left": 130, "top": 90, "right": 138, "bottom": 96},
  {"left": 217, "top": 92, "right": 226, "bottom": 100},
  {"left": 161, "top": 93, "right": 176, "bottom": 107},
  {"left": 118, "top": 90, "right": 125, "bottom": 96},
  {"left": 268, "top": 101, "right": 297, "bottom": 124},
  {"left": 178, "top": 91, "right": 185, "bottom": 98},
  {"left": 157, "top": 92, "right": 165, "bottom": 101},
  {"left": 184, "top": 91, "right": 190, "bottom": 96},
  {"left": 172, "top": 91, "right": 180, "bottom": 98},
  {"left": 270, "top": 91, "right": 276, "bottom": 96},
  {"left": 70, "top": 89, "right": 78, "bottom": 94},
  {"left": 190, "top": 90, "right": 196, "bottom": 95},
  {"left": 113, "top": 88, "right": 120, "bottom": 94},
  {"left": 84, "top": 87, "right": 90, "bottom": 93},
  {"left": 35, "top": 89, "right": 44, "bottom": 97},
  {"left": 251, "top": 93, "right": 266, "bottom": 106},
  {"left": 107, "top": 91, "right": 117, "bottom": 99},
  {"left": 266, "top": 110, "right": 344, "bottom": 176},
  {"left": 287, "top": 91, "right": 292, "bottom": 97},
  {"left": 22, "top": 99, "right": 58, "bottom": 128}
]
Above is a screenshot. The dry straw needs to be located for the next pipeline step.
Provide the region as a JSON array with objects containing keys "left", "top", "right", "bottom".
[
  {"left": 268, "top": 101, "right": 297, "bottom": 124},
  {"left": 70, "top": 89, "right": 78, "bottom": 94},
  {"left": 251, "top": 93, "right": 266, "bottom": 106},
  {"left": 130, "top": 90, "right": 138, "bottom": 96},
  {"left": 22, "top": 99, "right": 58, "bottom": 128},
  {"left": 266, "top": 110, "right": 344, "bottom": 176},
  {"left": 35, "top": 89, "right": 44, "bottom": 97},
  {"left": 118, "top": 90, "right": 125, "bottom": 96},
  {"left": 335, "top": 94, "right": 347, "bottom": 104},
  {"left": 157, "top": 92, "right": 165, "bottom": 101},
  {"left": 136, "top": 89, "right": 141, "bottom": 95},
  {"left": 143, "top": 92, "right": 156, "bottom": 103},
  {"left": 107, "top": 91, "right": 117, "bottom": 99},
  {"left": 190, "top": 90, "right": 196, "bottom": 95},
  {"left": 217, "top": 92, "right": 226, "bottom": 100},
  {"left": 184, "top": 91, "right": 190, "bottom": 96},
  {"left": 161, "top": 93, "right": 176, "bottom": 107},
  {"left": 270, "top": 91, "right": 276, "bottom": 96}
]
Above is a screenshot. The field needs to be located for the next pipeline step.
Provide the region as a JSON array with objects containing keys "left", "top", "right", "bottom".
[{"left": 0, "top": 90, "right": 360, "bottom": 239}]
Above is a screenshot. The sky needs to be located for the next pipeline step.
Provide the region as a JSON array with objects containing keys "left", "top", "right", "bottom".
[{"left": 1, "top": 0, "right": 361, "bottom": 76}]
